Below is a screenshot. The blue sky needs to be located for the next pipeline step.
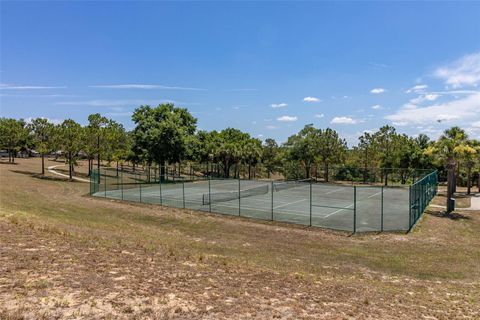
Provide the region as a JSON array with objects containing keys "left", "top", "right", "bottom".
[{"left": 1, "top": 1, "right": 479, "bottom": 145}]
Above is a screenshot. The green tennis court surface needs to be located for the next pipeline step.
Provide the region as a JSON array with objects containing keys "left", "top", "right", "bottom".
[{"left": 93, "top": 178, "right": 412, "bottom": 232}]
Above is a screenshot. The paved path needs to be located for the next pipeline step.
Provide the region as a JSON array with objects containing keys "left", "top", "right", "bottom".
[
  {"left": 429, "top": 194, "right": 480, "bottom": 211},
  {"left": 47, "top": 164, "right": 89, "bottom": 183},
  {"left": 466, "top": 195, "right": 480, "bottom": 210}
]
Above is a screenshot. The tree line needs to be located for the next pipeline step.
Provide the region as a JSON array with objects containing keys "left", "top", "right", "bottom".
[{"left": 1, "top": 103, "right": 479, "bottom": 195}]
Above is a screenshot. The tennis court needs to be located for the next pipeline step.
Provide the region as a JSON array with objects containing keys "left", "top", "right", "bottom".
[{"left": 92, "top": 176, "right": 415, "bottom": 232}]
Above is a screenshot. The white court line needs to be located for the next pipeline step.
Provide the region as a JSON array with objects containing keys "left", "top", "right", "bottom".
[
  {"left": 322, "top": 190, "right": 383, "bottom": 218},
  {"left": 322, "top": 204, "right": 354, "bottom": 218},
  {"left": 325, "top": 188, "right": 344, "bottom": 195},
  {"left": 366, "top": 190, "right": 382, "bottom": 199},
  {"left": 273, "top": 198, "right": 306, "bottom": 209}
]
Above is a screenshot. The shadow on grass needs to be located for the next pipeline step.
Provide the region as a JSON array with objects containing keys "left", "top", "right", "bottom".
[
  {"left": 0, "top": 161, "right": 19, "bottom": 165},
  {"left": 11, "top": 170, "right": 84, "bottom": 183},
  {"left": 426, "top": 208, "right": 471, "bottom": 220},
  {"left": 54, "top": 168, "right": 90, "bottom": 179}
]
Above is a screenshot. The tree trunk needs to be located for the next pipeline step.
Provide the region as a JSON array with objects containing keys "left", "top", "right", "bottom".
[
  {"left": 248, "top": 164, "right": 251, "bottom": 180},
  {"left": 324, "top": 162, "right": 329, "bottom": 183},
  {"left": 41, "top": 154, "right": 45, "bottom": 175},
  {"left": 478, "top": 171, "right": 480, "bottom": 193},
  {"left": 223, "top": 160, "right": 229, "bottom": 178},
  {"left": 159, "top": 161, "right": 165, "bottom": 181},
  {"left": 363, "top": 149, "right": 368, "bottom": 184},
  {"left": 69, "top": 152, "right": 73, "bottom": 180},
  {"left": 446, "top": 159, "right": 456, "bottom": 213},
  {"left": 467, "top": 166, "right": 471, "bottom": 195}
]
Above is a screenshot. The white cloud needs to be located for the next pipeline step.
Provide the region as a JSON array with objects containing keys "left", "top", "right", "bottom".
[
  {"left": 385, "top": 92, "right": 480, "bottom": 125},
  {"left": 266, "top": 125, "right": 277, "bottom": 130},
  {"left": 303, "top": 96, "right": 321, "bottom": 102},
  {"left": 90, "top": 84, "right": 206, "bottom": 91},
  {"left": 472, "top": 121, "right": 480, "bottom": 128},
  {"left": 409, "top": 94, "right": 440, "bottom": 105},
  {"left": 434, "top": 52, "right": 480, "bottom": 88},
  {"left": 0, "top": 83, "right": 66, "bottom": 90},
  {"left": 24, "top": 117, "right": 64, "bottom": 125},
  {"left": 371, "top": 104, "right": 382, "bottom": 110},
  {"left": 314, "top": 113, "right": 324, "bottom": 118},
  {"left": 405, "top": 84, "right": 428, "bottom": 94},
  {"left": 424, "top": 94, "right": 439, "bottom": 101},
  {"left": 277, "top": 115, "right": 298, "bottom": 122},
  {"left": 270, "top": 103, "right": 288, "bottom": 108},
  {"left": 370, "top": 88, "right": 385, "bottom": 94},
  {"left": 331, "top": 116, "right": 359, "bottom": 124}
]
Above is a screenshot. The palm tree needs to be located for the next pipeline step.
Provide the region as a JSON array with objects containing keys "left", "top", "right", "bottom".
[{"left": 427, "top": 127, "right": 469, "bottom": 212}]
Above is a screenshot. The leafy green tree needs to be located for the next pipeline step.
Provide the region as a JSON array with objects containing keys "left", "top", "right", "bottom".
[
  {"left": 355, "top": 132, "right": 378, "bottom": 182},
  {"left": 456, "top": 143, "right": 478, "bottom": 195},
  {"left": 28, "top": 118, "right": 55, "bottom": 174},
  {"left": 373, "top": 125, "right": 399, "bottom": 185},
  {"left": 262, "top": 138, "right": 280, "bottom": 178},
  {"left": 131, "top": 103, "right": 197, "bottom": 180},
  {"left": 215, "top": 128, "right": 250, "bottom": 178},
  {"left": 284, "top": 125, "right": 321, "bottom": 179},
  {"left": 0, "top": 118, "right": 28, "bottom": 163},
  {"left": 58, "top": 119, "right": 84, "bottom": 180},
  {"left": 84, "top": 113, "right": 109, "bottom": 176},
  {"left": 103, "top": 120, "right": 129, "bottom": 175},
  {"left": 242, "top": 138, "right": 263, "bottom": 179},
  {"left": 426, "top": 127, "right": 469, "bottom": 212},
  {"left": 317, "top": 128, "right": 347, "bottom": 182},
  {"left": 193, "top": 130, "right": 217, "bottom": 174}
]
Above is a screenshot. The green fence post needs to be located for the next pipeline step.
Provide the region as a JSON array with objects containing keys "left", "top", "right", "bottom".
[
  {"left": 353, "top": 186, "right": 357, "bottom": 234},
  {"left": 309, "top": 180, "right": 312, "bottom": 227},
  {"left": 381, "top": 186, "right": 384, "bottom": 232},
  {"left": 408, "top": 185, "right": 412, "bottom": 229},
  {"left": 271, "top": 181, "right": 274, "bottom": 221},
  {"left": 238, "top": 178, "right": 241, "bottom": 216},
  {"left": 182, "top": 181, "right": 186, "bottom": 209},
  {"left": 208, "top": 177, "right": 212, "bottom": 213}
]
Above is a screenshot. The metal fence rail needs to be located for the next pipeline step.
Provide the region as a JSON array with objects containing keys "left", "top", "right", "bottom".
[
  {"left": 409, "top": 170, "right": 438, "bottom": 231},
  {"left": 90, "top": 168, "right": 438, "bottom": 233}
]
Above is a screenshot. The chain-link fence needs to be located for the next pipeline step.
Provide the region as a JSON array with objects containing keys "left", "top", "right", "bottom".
[
  {"left": 90, "top": 167, "right": 438, "bottom": 233},
  {"left": 409, "top": 170, "right": 438, "bottom": 230}
]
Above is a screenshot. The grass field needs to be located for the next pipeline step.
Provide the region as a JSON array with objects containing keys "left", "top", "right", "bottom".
[{"left": 1, "top": 158, "right": 479, "bottom": 319}]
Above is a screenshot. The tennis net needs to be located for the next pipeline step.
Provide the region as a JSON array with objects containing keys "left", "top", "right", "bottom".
[
  {"left": 202, "top": 183, "right": 269, "bottom": 205},
  {"left": 274, "top": 178, "right": 312, "bottom": 192}
]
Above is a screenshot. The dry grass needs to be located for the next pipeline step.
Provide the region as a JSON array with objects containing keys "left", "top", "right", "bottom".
[{"left": 0, "top": 158, "right": 479, "bottom": 319}]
